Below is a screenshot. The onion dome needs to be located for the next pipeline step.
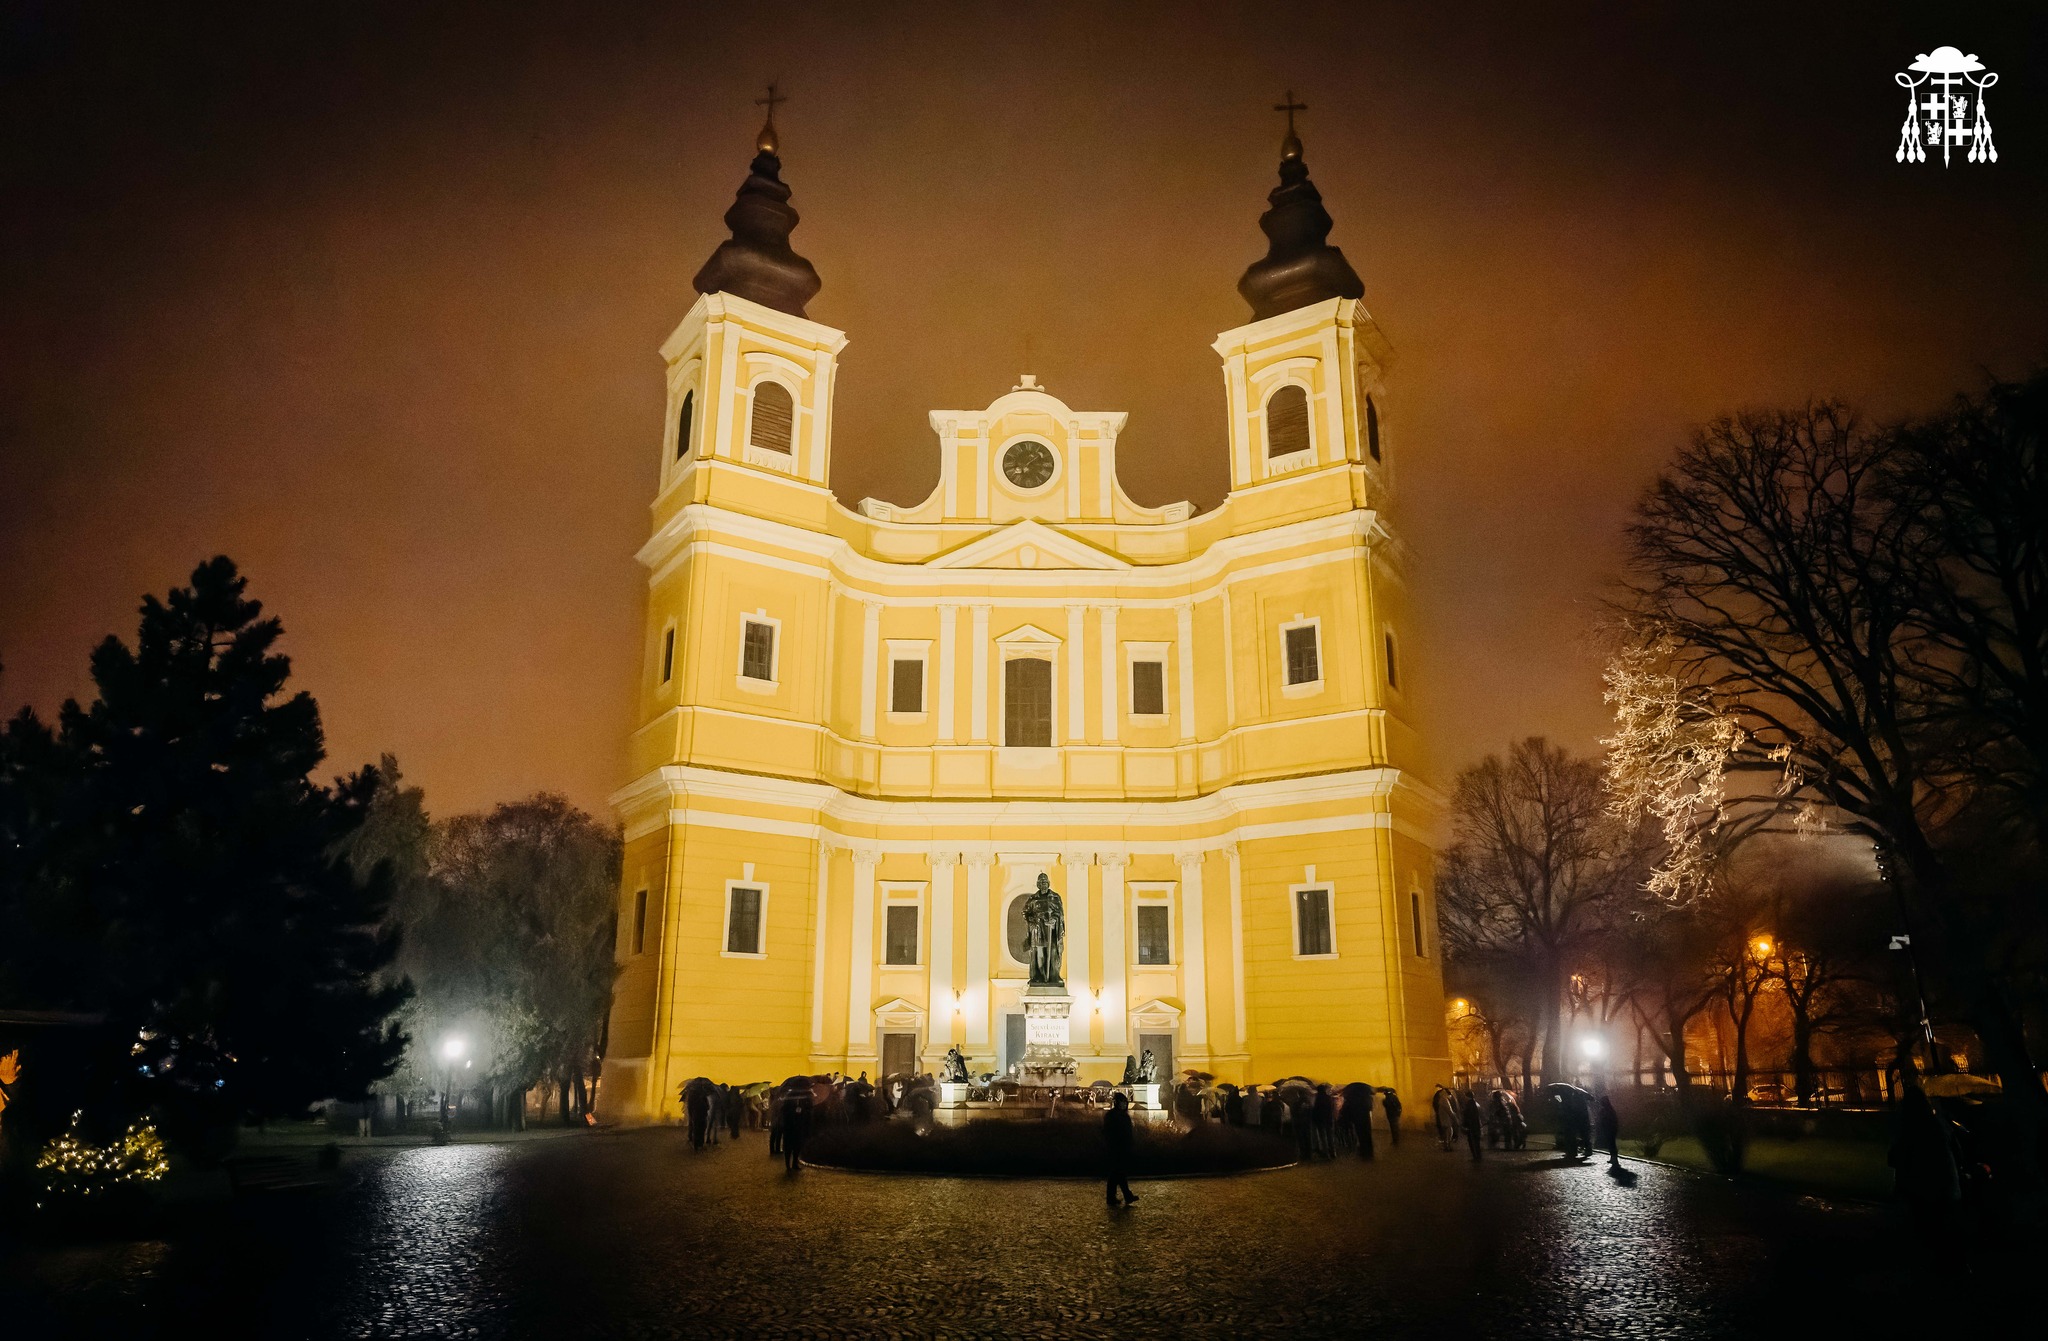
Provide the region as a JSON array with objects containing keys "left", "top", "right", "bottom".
[
  {"left": 1236, "top": 96, "right": 1363, "bottom": 322},
  {"left": 691, "top": 91, "right": 821, "bottom": 318}
]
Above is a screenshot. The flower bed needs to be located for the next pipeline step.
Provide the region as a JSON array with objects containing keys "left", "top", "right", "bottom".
[{"left": 802, "top": 1117, "right": 1293, "bottom": 1177}]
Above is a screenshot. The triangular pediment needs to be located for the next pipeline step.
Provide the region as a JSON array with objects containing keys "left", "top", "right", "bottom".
[
  {"left": 1130, "top": 998, "right": 1183, "bottom": 1020},
  {"left": 994, "top": 622, "right": 1062, "bottom": 647},
  {"left": 926, "top": 519, "right": 1130, "bottom": 570}
]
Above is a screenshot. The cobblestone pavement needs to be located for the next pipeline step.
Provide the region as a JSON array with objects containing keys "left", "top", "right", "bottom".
[{"left": 2, "top": 1127, "right": 2002, "bottom": 1338}]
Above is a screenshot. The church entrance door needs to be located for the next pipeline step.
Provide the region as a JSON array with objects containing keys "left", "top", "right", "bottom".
[
  {"left": 1138, "top": 1032, "right": 1175, "bottom": 1089},
  {"left": 881, "top": 1032, "right": 917, "bottom": 1083}
]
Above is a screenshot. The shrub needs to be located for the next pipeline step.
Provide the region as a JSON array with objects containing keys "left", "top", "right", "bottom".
[{"left": 34, "top": 1113, "right": 170, "bottom": 1206}]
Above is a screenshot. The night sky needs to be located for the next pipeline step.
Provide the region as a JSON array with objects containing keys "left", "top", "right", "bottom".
[{"left": 3, "top": 2, "right": 2043, "bottom": 815}]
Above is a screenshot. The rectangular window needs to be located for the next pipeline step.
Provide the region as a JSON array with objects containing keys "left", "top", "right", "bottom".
[
  {"left": 884, "top": 904, "right": 920, "bottom": 965},
  {"left": 1284, "top": 624, "right": 1320, "bottom": 686},
  {"left": 660, "top": 628, "right": 676, "bottom": 684},
  {"left": 891, "top": 658, "right": 924, "bottom": 714},
  {"left": 1385, "top": 631, "right": 1399, "bottom": 690},
  {"left": 1136, "top": 904, "right": 1172, "bottom": 965},
  {"left": 1411, "top": 891, "right": 1426, "bottom": 958},
  {"left": 1004, "top": 657, "right": 1052, "bottom": 747},
  {"left": 1130, "top": 659, "right": 1165, "bottom": 716},
  {"left": 741, "top": 619, "right": 776, "bottom": 682},
  {"left": 1296, "top": 887, "right": 1334, "bottom": 957},
  {"left": 631, "top": 889, "right": 648, "bottom": 955},
  {"left": 726, "top": 886, "right": 764, "bottom": 955}
]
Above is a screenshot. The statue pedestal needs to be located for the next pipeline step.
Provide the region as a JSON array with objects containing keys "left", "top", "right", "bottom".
[
  {"left": 938, "top": 1082, "right": 971, "bottom": 1107},
  {"left": 1018, "top": 984, "right": 1076, "bottom": 1088},
  {"left": 1129, "top": 1083, "right": 1162, "bottom": 1109}
]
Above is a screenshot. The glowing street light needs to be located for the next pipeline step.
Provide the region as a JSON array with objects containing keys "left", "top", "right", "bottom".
[
  {"left": 439, "top": 1035, "right": 467, "bottom": 1129},
  {"left": 1751, "top": 936, "right": 1774, "bottom": 958},
  {"left": 440, "top": 1035, "right": 467, "bottom": 1062},
  {"left": 1579, "top": 1035, "right": 1606, "bottom": 1060}
]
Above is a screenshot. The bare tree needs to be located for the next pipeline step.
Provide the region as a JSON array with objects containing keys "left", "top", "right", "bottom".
[
  {"left": 1607, "top": 397, "right": 2047, "bottom": 1174},
  {"left": 1439, "top": 738, "right": 1647, "bottom": 1089}
]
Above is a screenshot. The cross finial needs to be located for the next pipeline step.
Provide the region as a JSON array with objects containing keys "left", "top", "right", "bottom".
[
  {"left": 1273, "top": 90, "right": 1307, "bottom": 161},
  {"left": 754, "top": 83, "right": 786, "bottom": 154},
  {"left": 1274, "top": 90, "right": 1307, "bottom": 137}
]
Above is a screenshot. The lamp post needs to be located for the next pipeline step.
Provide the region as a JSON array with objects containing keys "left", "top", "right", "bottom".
[{"left": 439, "top": 1035, "right": 467, "bottom": 1129}]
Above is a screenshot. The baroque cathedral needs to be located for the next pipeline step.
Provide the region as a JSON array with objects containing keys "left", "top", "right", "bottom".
[{"left": 597, "top": 102, "right": 1451, "bottom": 1121}]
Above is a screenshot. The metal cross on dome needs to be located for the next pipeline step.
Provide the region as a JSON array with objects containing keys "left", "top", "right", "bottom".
[
  {"left": 756, "top": 83, "right": 786, "bottom": 117},
  {"left": 1274, "top": 91, "right": 1308, "bottom": 137}
]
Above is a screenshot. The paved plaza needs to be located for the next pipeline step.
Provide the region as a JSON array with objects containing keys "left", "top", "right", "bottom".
[{"left": 2, "top": 1126, "right": 1998, "bottom": 1338}]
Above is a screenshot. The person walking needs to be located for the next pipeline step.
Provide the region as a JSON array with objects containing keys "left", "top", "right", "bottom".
[
  {"left": 1312, "top": 1084, "right": 1338, "bottom": 1160},
  {"left": 1381, "top": 1088, "right": 1402, "bottom": 1145},
  {"left": 1459, "top": 1089, "right": 1485, "bottom": 1162},
  {"left": 1103, "top": 1091, "right": 1139, "bottom": 1206},
  {"left": 1341, "top": 1082, "right": 1376, "bottom": 1160},
  {"left": 1595, "top": 1094, "right": 1622, "bottom": 1168},
  {"left": 727, "top": 1088, "right": 744, "bottom": 1141},
  {"left": 1289, "top": 1092, "right": 1315, "bottom": 1162},
  {"left": 768, "top": 1089, "right": 786, "bottom": 1158}
]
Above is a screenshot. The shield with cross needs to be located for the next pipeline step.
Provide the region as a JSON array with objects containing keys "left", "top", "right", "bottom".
[{"left": 1895, "top": 46, "right": 1998, "bottom": 167}]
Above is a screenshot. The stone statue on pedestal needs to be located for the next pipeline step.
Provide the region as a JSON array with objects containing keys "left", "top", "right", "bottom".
[
  {"left": 1023, "top": 872, "right": 1066, "bottom": 987},
  {"left": 1121, "top": 1055, "right": 1141, "bottom": 1086},
  {"left": 1138, "top": 1049, "right": 1158, "bottom": 1084},
  {"left": 943, "top": 1046, "right": 968, "bottom": 1084}
]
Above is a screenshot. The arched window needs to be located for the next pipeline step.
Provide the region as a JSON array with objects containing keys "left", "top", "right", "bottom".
[
  {"left": 1365, "top": 394, "right": 1381, "bottom": 462},
  {"left": 1265, "top": 384, "right": 1310, "bottom": 459},
  {"left": 748, "top": 381, "right": 794, "bottom": 454},
  {"left": 675, "top": 389, "right": 694, "bottom": 460}
]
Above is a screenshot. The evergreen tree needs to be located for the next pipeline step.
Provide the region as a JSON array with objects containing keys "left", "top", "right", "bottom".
[{"left": 5, "top": 558, "right": 407, "bottom": 1132}]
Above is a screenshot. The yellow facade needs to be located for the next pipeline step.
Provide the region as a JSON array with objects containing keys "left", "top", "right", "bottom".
[{"left": 597, "top": 135, "right": 1452, "bottom": 1119}]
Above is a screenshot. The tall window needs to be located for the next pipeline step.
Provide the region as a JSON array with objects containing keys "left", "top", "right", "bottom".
[
  {"left": 741, "top": 619, "right": 776, "bottom": 682},
  {"left": 726, "top": 886, "right": 764, "bottom": 955},
  {"left": 631, "top": 889, "right": 648, "bottom": 955},
  {"left": 1005, "top": 657, "right": 1052, "bottom": 747},
  {"left": 1130, "top": 659, "right": 1165, "bottom": 716},
  {"left": 1265, "top": 384, "right": 1310, "bottom": 459},
  {"left": 1384, "top": 630, "right": 1399, "bottom": 690},
  {"left": 1365, "top": 394, "right": 1381, "bottom": 462},
  {"left": 1411, "top": 891, "right": 1426, "bottom": 958},
  {"left": 749, "top": 381, "right": 794, "bottom": 453},
  {"left": 1136, "top": 903, "right": 1172, "bottom": 965},
  {"left": 891, "top": 658, "right": 924, "bottom": 713},
  {"left": 1284, "top": 624, "right": 1321, "bottom": 686},
  {"left": 676, "top": 389, "right": 694, "bottom": 460},
  {"left": 1296, "top": 887, "right": 1334, "bottom": 956},
  {"left": 660, "top": 627, "right": 676, "bottom": 684},
  {"left": 884, "top": 904, "right": 919, "bottom": 965}
]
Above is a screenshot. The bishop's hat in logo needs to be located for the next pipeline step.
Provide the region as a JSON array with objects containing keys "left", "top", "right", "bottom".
[{"left": 1895, "top": 47, "right": 1998, "bottom": 166}]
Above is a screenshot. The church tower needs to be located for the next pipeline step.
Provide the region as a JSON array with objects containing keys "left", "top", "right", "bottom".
[{"left": 599, "top": 99, "right": 1450, "bottom": 1123}]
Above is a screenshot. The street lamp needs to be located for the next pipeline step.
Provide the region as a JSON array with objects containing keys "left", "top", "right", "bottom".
[{"left": 439, "top": 1035, "right": 466, "bottom": 1128}]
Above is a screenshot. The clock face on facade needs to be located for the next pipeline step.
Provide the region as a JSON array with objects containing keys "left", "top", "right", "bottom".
[{"left": 1000, "top": 439, "right": 1056, "bottom": 491}]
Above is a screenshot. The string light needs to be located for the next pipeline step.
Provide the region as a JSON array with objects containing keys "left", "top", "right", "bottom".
[{"left": 34, "top": 1111, "right": 170, "bottom": 1203}]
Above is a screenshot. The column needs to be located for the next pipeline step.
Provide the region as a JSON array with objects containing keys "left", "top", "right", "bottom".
[
  {"left": 1097, "top": 605, "right": 1119, "bottom": 743},
  {"left": 809, "top": 841, "right": 835, "bottom": 1046},
  {"left": 970, "top": 605, "right": 991, "bottom": 743},
  {"left": 929, "top": 853, "right": 957, "bottom": 1048},
  {"left": 937, "top": 604, "right": 957, "bottom": 743},
  {"left": 1226, "top": 844, "right": 1247, "bottom": 1049},
  {"left": 1066, "top": 604, "right": 1087, "bottom": 743},
  {"left": 965, "top": 853, "right": 994, "bottom": 1050},
  {"left": 1176, "top": 600, "right": 1196, "bottom": 741},
  {"left": 1101, "top": 852, "right": 1128, "bottom": 1048},
  {"left": 846, "top": 850, "right": 879, "bottom": 1059},
  {"left": 1063, "top": 851, "right": 1092, "bottom": 1052},
  {"left": 858, "top": 599, "right": 882, "bottom": 739},
  {"left": 1220, "top": 586, "right": 1237, "bottom": 731},
  {"left": 1178, "top": 849, "right": 1208, "bottom": 1048}
]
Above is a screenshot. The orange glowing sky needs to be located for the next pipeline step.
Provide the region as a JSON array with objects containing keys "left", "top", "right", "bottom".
[{"left": 3, "top": 4, "right": 2043, "bottom": 815}]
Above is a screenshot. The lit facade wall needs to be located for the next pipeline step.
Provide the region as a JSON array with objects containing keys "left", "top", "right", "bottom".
[{"left": 599, "top": 290, "right": 1453, "bottom": 1120}]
